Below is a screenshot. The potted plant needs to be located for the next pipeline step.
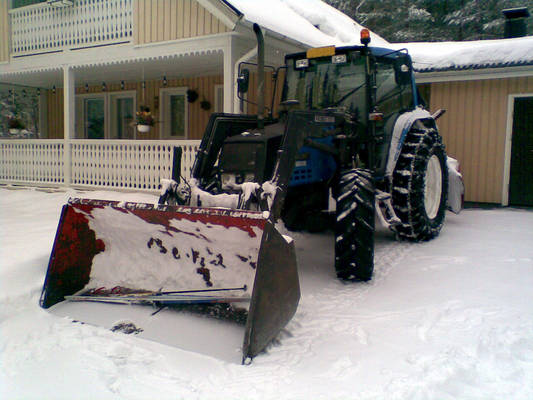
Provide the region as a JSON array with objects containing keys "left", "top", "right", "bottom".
[
  {"left": 8, "top": 117, "right": 25, "bottom": 134},
  {"left": 200, "top": 99, "right": 211, "bottom": 111},
  {"left": 186, "top": 89, "right": 198, "bottom": 103},
  {"left": 136, "top": 106, "right": 155, "bottom": 133}
]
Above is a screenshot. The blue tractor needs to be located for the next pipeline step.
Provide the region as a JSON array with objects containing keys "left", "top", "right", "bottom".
[{"left": 161, "top": 24, "right": 462, "bottom": 282}]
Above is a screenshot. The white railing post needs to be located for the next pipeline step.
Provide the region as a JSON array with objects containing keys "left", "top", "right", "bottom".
[
  {"left": 224, "top": 36, "right": 236, "bottom": 114},
  {"left": 63, "top": 65, "right": 75, "bottom": 186}
]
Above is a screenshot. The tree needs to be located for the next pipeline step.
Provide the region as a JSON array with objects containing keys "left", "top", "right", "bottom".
[{"left": 325, "top": 0, "right": 533, "bottom": 42}]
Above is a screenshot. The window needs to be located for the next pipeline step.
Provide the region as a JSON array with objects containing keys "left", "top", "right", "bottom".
[
  {"left": 375, "top": 56, "right": 414, "bottom": 118},
  {"left": 84, "top": 98, "right": 105, "bottom": 139},
  {"left": 160, "top": 88, "right": 188, "bottom": 139},
  {"left": 75, "top": 92, "right": 135, "bottom": 139},
  {"left": 0, "top": 84, "right": 44, "bottom": 138},
  {"left": 110, "top": 93, "right": 135, "bottom": 139},
  {"left": 11, "top": 0, "right": 46, "bottom": 9},
  {"left": 76, "top": 94, "right": 106, "bottom": 139}
]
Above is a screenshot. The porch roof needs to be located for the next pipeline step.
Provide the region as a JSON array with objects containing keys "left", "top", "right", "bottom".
[
  {"left": 0, "top": 32, "right": 237, "bottom": 89},
  {"left": 0, "top": 51, "right": 226, "bottom": 89},
  {"left": 0, "top": 0, "right": 389, "bottom": 90}
]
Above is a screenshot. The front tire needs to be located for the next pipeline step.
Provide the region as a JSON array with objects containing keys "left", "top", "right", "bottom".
[
  {"left": 334, "top": 168, "right": 375, "bottom": 281},
  {"left": 392, "top": 126, "right": 448, "bottom": 241}
]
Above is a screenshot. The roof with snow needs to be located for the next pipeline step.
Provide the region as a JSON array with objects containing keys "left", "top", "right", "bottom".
[
  {"left": 396, "top": 36, "right": 533, "bottom": 73},
  {"left": 225, "top": 0, "right": 389, "bottom": 48},
  {"left": 224, "top": 1, "right": 533, "bottom": 75}
]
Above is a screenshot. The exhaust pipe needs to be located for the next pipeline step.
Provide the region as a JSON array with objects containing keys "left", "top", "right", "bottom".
[{"left": 253, "top": 23, "right": 265, "bottom": 129}]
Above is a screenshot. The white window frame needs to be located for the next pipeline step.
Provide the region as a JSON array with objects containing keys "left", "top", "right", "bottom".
[
  {"left": 214, "top": 84, "right": 224, "bottom": 113},
  {"left": 76, "top": 93, "right": 107, "bottom": 139},
  {"left": 159, "top": 87, "right": 188, "bottom": 139},
  {"left": 75, "top": 91, "right": 137, "bottom": 139}
]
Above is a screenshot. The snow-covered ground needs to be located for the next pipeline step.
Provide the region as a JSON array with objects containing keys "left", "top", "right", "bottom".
[{"left": 1, "top": 187, "right": 532, "bottom": 399}]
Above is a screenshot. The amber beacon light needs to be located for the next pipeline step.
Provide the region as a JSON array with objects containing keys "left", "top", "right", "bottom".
[{"left": 360, "top": 28, "right": 371, "bottom": 45}]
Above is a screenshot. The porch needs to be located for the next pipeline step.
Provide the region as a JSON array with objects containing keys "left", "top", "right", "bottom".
[{"left": 0, "top": 0, "right": 305, "bottom": 192}]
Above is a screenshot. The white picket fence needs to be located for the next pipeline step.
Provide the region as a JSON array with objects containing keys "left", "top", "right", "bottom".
[
  {"left": 9, "top": 0, "right": 133, "bottom": 56},
  {"left": 0, "top": 139, "right": 200, "bottom": 192}
]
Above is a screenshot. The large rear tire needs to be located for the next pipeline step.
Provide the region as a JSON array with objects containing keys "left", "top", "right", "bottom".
[
  {"left": 334, "top": 168, "right": 375, "bottom": 281},
  {"left": 392, "top": 126, "right": 448, "bottom": 241}
]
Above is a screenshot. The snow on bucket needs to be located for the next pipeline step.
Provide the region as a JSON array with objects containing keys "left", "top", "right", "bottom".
[{"left": 40, "top": 198, "right": 300, "bottom": 362}]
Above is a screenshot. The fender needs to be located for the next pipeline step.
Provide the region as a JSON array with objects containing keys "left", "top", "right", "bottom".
[
  {"left": 385, "top": 107, "right": 433, "bottom": 178},
  {"left": 446, "top": 157, "right": 465, "bottom": 214},
  {"left": 385, "top": 107, "right": 464, "bottom": 214}
]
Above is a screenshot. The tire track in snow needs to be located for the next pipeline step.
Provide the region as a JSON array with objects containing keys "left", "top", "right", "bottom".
[{"left": 254, "top": 230, "right": 413, "bottom": 369}]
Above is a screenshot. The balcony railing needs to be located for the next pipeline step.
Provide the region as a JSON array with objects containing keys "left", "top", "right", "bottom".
[{"left": 10, "top": 0, "right": 133, "bottom": 56}]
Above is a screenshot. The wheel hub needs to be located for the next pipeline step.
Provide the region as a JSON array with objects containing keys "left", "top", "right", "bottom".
[{"left": 424, "top": 154, "right": 443, "bottom": 220}]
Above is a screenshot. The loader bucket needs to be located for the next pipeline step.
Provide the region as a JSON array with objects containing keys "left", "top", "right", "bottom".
[{"left": 40, "top": 198, "right": 300, "bottom": 362}]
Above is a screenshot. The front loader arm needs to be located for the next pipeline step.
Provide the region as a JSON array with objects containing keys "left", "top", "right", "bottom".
[
  {"left": 265, "top": 110, "right": 348, "bottom": 223},
  {"left": 192, "top": 113, "right": 260, "bottom": 186}
]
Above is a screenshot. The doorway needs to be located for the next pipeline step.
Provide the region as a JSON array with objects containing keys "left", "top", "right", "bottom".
[
  {"left": 509, "top": 96, "right": 533, "bottom": 206},
  {"left": 160, "top": 87, "right": 188, "bottom": 139}
]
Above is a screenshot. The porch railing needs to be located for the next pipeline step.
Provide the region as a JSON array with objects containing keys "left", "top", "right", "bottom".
[
  {"left": 0, "top": 139, "right": 200, "bottom": 192},
  {"left": 0, "top": 140, "right": 64, "bottom": 184},
  {"left": 9, "top": 0, "right": 133, "bottom": 56}
]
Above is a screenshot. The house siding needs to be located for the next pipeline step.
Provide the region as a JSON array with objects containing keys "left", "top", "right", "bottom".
[
  {"left": 0, "top": 1, "right": 9, "bottom": 62},
  {"left": 245, "top": 70, "right": 285, "bottom": 117},
  {"left": 46, "top": 75, "right": 225, "bottom": 140},
  {"left": 134, "top": 0, "right": 229, "bottom": 45},
  {"left": 430, "top": 76, "right": 533, "bottom": 204}
]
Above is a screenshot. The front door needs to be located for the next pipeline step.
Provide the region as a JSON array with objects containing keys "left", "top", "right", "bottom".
[{"left": 509, "top": 97, "right": 533, "bottom": 206}]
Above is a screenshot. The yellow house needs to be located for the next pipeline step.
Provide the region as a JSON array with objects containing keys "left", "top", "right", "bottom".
[
  {"left": 1, "top": 1, "right": 531, "bottom": 206},
  {"left": 405, "top": 37, "right": 533, "bottom": 207},
  {"left": 0, "top": 0, "right": 311, "bottom": 142}
]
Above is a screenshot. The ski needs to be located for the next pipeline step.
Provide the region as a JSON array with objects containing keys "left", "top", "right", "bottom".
[
  {"left": 65, "top": 293, "right": 251, "bottom": 305},
  {"left": 82, "top": 285, "right": 248, "bottom": 297}
]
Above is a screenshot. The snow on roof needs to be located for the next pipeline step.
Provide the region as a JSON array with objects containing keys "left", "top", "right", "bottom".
[
  {"left": 225, "top": 0, "right": 533, "bottom": 74},
  {"left": 226, "top": 0, "right": 389, "bottom": 48},
  {"left": 394, "top": 36, "right": 533, "bottom": 73}
]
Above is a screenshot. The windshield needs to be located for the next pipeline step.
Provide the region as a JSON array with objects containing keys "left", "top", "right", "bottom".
[
  {"left": 281, "top": 51, "right": 415, "bottom": 122},
  {"left": 282, "top": 52, "right": 367, "bottom": 121}
]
